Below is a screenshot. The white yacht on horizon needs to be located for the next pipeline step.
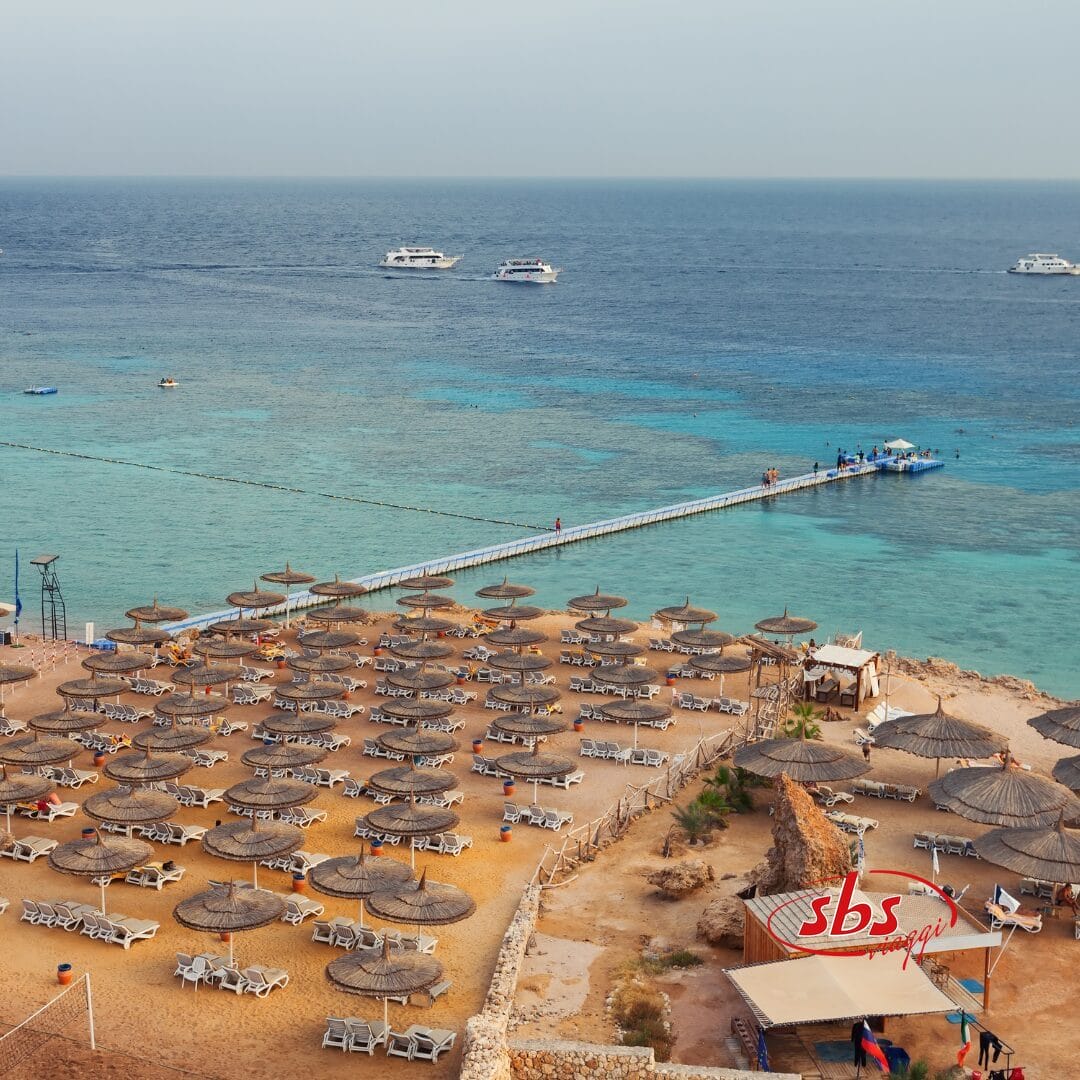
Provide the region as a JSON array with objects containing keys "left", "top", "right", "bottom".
[
  {"left": 1007, "top": 253, "right": 1080, "bottom": 275},
  {"left": 380, "top": 246, "right": 462, "bottom": 270},
  {"left": 493, "top": 258, "right": 560, "bottom": 283}
]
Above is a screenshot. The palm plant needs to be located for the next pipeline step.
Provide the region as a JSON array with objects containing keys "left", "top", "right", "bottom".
[
  {"left": 782, "top": 701, "right": 823, "bottom": 740},
  {"left": 670, "top": 801, "right": 712, "bottom": 844},
  {"left": 704, "top": 765, "right": 760, "bottom": 814}
]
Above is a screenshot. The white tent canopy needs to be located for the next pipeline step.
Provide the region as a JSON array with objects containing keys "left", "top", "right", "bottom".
[
  {"left": 884, "top": 439, "right": 916, "bottom": 451},
  {"left": 725, "top": 952, "right": 960, "bottom": 1029}
]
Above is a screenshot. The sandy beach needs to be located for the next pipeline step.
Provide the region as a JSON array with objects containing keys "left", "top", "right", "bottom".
[{"left": 0, "top": 607, "right": 1071, "bottom": 1079}]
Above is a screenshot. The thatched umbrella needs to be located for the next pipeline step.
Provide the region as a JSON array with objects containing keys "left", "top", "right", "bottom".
[
  {"left": 690, "top": 650, "right": 753, "bottom": 696},
  {"left": 927, "top": 757, "right": 1080, "bottom": 828},
  {"left": 496, "top": 742, "right": 574, "bottom": 804},
  {"left": 105, "top": 749, "right": 192, "bottom": 785},
  {"left": 28, "top": 710, "right": 100, "bottom": 735},
  {"left": 487, "top": 651, "right": 552, "bottom": 675},
  {"left": 393, "top": 614, "right": 456, "bottom": 635},
  {"left": 599, "top": 699, "right": 673, "bottom": 749},
  {"left": 870, "top": 698, "right": 1009, "bottom": 774},
  {"left": 105, "top": 625, "right": 170, "bottom": 646},
  {"left": 311, "top": 574, "right": 369, "bottom": 601},
  {"left": 0, "top": 663, "right": 35, "bottom": 689},
  {"left": 274, "top": 682, "right": 343, "bottom": 708},
  {"left": 485, "top": 625, "right": 547, "bottom": 649},
  {"left": 671, "top": 627, "right": 735, "bottom": 651},
  {"left": 83, "top": 785, "right": 180, "bottom": 834},
  {"left": 491, "top": 685, "right": 561, "bottom": 712},
  {"left": 585, "top": 640, "right": 643, "bottom": 661},
  {"left": 262, "top": 711, "right": 337, "bottom": 738},
  {"left": 172, "top": 664, "right": 244, "bottom": 690},
  {"left": 48, "top": 828, "right": 153, "bottom": 914},
  {"left": 387, "top": 666, "right": 455, "bottom": 695},
  {"left": 81, "top": 651, "right": 147, "bottom": 676},
  {"left": 483, "top": 599, "right": 544, "bottom": 623},
  {"left": 476, "top": 577, "right": 535, "bottom": 600},
  {"left": 733, "top": 736, "right": 870, "bottom": 783},
  {"left": 206, "top": 616, "right": 274, "bottom": 636},
  {"left": 309, "top": 843, "right": 413, "bottom": 926},
  {"left": 595, "top": 662, "right": 658, "bottom": 699},
  {"left": 397, "top": 590, "right": 455, "bottom": 612},
  {"left": 363, "top": 801, "right": 460, "bottom": 869},
  {"left": 306, "top": 605, "right": 367, "bottom": 625},
  {"left": 202, "top": 819, "right": 303, "bottom": 889},
  {"left": 287, "top": 654, "right": 353, "bottom": 676},
  {"left": 1053, "top": 755, "right": 1080, "bottom": 792},
  {"left": 174, "top": 881, "right": 287, "bottom": 966},
  {"left": 755, "top": 608, "right": 818, "bottom": 638},
  {"left": 226, "top": 581, "right": 286, "bottom": 612},
  {"left": 125, "top": 599, "right": 188, "bottom": 624},
  {"left": 575, "top": 615, "right": 636, "bottom": 638},
  {"left": 368, "top": 761, "right": 457, "bottom": 799},
  {"left": 261, "top": 563, "right": 316, "bottom": 628},
  {"left": 375, "top": 728, "right": 459, "bottom": 759},
  {"left": 1028, "top": 706, "right": 1080, "bottom": 751},
  {"left": 193, "top": 638, "right": 258, "bottom": 661},
  {"left": 365, "top": 867, "right": 476, "bottom": 957},
  {"left": 155, "top": 691, "right": 227, "bottom": 721},
  {"left": 0, "top": 763, "right": 53, "bottom": 832},
  {"left": 0, "top": 733, "right": 81, "bottom": 768},
  {"left": 298, "top": 629, "right": 362, "bottom": 651},
  {"left": 241, "top": 743, "right": 328, "bottom": 774},
  {"left": 973, "top": 815, "right": 1080, "bottom": 885},
  {"left": 56, "top": 677, "right": 128, "bottom": 701},
  {"left": 491, "top": 713, "right": 567, "bottom": 741},
  {"left": 390, "top": 639, "right": 455, "bottom": 663},
  {"left": 568, "top": 587, "right": 628, "bottom": 613},
  {"left": 133, "top": 723, "right": 211, "bottom": 753},
  {"left": 224, "top": 776, "right": 317, "bottom": 815},
  {"left": 380, "top": 700, "right": 454, "bottom": 727},
  {"left": 655, "top": 598, "right": 717, "bottom": 625},
  {"left": 326, "top": 939, "right": 443, "bottom": 1029},
  {"left": 398, "top": 574, "right": 455, "bottom": 591}
]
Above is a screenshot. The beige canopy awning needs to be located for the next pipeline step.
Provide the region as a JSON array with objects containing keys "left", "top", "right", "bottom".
[
  {"left": 811, "top": 644, "right": 877, "bottom": 669},
  {"left": 725, "top": 952, "right": 959, "bottom": 1029}
]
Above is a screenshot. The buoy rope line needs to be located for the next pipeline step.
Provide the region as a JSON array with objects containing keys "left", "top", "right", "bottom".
[{"left": 0, "top": 440, "right": 549, "bottom": 531}]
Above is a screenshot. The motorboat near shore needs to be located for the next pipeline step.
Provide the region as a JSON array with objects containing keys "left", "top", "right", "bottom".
[
  {"left": 24, "top": 386, "right": 58, "bottom": 395},
  {"left": 158, "top": 377, "right": 180, "bottom": 388}
]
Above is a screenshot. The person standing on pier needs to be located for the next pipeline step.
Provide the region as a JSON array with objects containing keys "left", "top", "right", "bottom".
[
  {"left": 813, "top": 462, "right": 819, "bottom": 477},
  {"left": 554, "top": 517, "right": 562, "bottom": 536}
]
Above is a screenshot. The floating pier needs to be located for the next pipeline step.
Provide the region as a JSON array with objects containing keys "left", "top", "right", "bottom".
[{"left": 165, "top": 456, "right": 941, "bottom": 634}]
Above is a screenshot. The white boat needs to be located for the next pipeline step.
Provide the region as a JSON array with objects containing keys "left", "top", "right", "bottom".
[
  {"left": 493, "top": 258, "right": 560, "bottom": 283},
  {"left": 380, "top": 246, "right": 462, "bottom": 270},
  {"left": 1007, "top": 253, "right": 1080, "bottom": 275},
  {"left": 24, "top": 386, "right": 58, "bottom": 395},
  {"left": 158, "top": 377, "right": 180, "bottom": 388}
]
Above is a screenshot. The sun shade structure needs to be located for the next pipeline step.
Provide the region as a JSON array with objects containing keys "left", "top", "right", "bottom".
[
  {"left": 48, "top": 828, "right": 154, "bottom": 914},
  {"left": 476, "top": 576, "right": 535, "bottom": 600},
  {"left": 568, "top": 587, "right": 628, "bottom": 613},
  {"left": 105, "top": 749, "right": 192, "bottom": 784},
  {"left": 398, "top": 574, "right": 455, "bottom": 591},
  {"left": 287, "top": 653, "right": 353, "bottom": 675},
  {"left": 491, "top": 685, "right": 561, "bottom": 709},
  {"left": 325, "top": 939, "right": 444, "bottom": 1028},
  {"left": 755, "top": 608, "right": 818, "bottom": 637},
  {"left": 380, "top": 700, "right": 454, "bottom": 725},
  {"left": 364, "top": 801, "right": 459, "bottom": 839},
  {"left": 397, "top": 591, "right": 455, "bottom": 611},
  {"left": 83, "top": 785, "right": 180, "bottom": 827},
  {"left": 274, "top": 682, "right": 343, "bottom": 705},
  {"left": 174, "top": 881, "right": 287, "bottom": 966},
  {"left": 733, "top": 736, "right": 871, "bottom": 783},
  {"left": 595, "top": 663, "right": 657, "bottom": 688},
  {"left": 496, "top": 742, "right": 574, "bottom": 804},
  {"left": 389, "top": 639, "right": 455, "bottom": 663},
  {"left": 368, "top": 762, "right": 457, "bottom": 798},
  {"left": 298, "top": 629, "right": 362, "bottom": 651},
  {"left": 28, "top": 710, "right": 101, "bottom": 735},
  {"left": 487, "top": 651, "right": 552, "bottom": 673},
  {"left": 491, "top": 713, "right": 567, "bottom": 739},
  {"left": 133, "top": 724, "right": 211, "bottom": 753},
  {"left": 598, "top": 699, "right": 673, "bottom": 748},
  {"left": 585, "top": 640, "right": 643, "bottom": 660},
  {"left": 366, "top": 869, "right": 476, "bottom": 927},
  {"left": 207, "top": 617, "right": 275, "bottom": 636},
  {"left": 262, "top": 712, "right": 337, "bottom": 737},
  {"left": 261, "top": 563, "right": 317, "bottom": 628},
  {"left": 223, "top": 776, "right": 317, "bottom": 812},
  {"left": 0, "top": 734, "right": 81, "bottom": 767},
  {"left": 241, "top": 743, "right": 328, "bottom": 772},
  {"left": 155, "top": 692, "right": 227, "bottom": 720},
  {"left": 654, "top": 598, "right": 718, "bottom": 625},
  {"left": 309, "top": 844, "right": 414, "bottom": 925},
  {"left": 691, "top": 652, "right": 753, "bottom": 675},
  {"left": 306, "top": 605, "right": 367, "bottom": 624},
  {"left": 56, "top": 677, "right": 129, "bottom": 700},
  {"left": 1053, "top": 755, "right": 1080, "bottom": 792},
  {"left": 387, "top": 667, "right": 455, "bottom": 694},
  {"left": 974, "top": 815, "right": 1080, "bottom": 884},
  {"left": 393, "top": 614, "right": 457, "bottom": 634},
  {"left": 671, "top": 628, "right": 735, "bottom": 650},
  {"left": 172, "top": 664, "right": 244, "bottom": 688},
  {"left": 311, "top": 574, "right": 369, "bottom": 600},
  {"left": 105, "top": 625, "right": 171, "bottom": 646},
  {"left": 482, "top": 600, "right": 544, "bottom": 622},
  {"left": 1028, "top": 706, "right": 1080, "bottom": 750},
  {"left": 0, "top": 663, "right": 35, "bottom": 688},
  {"left": 927, "top": 757, "right": 1080, "bottom": 828},
  {"left": 870, "top": 699, "right": 1008, "bottom": 768},
  {"left": 575, "top": 615, "right": 637, "bottom": 637},
  {"left": 375, "top": 728, "right": 459, "bottom": 758},
  {"left": 0, "top": 764, "right": 53, "bottom": 831},
  {"left": 193, "top": 638, "right": 258, "bottom": 661},
  {"left": 484, "top": 626, "right": 547, "bottom": 648},
  {"left": 202, "top": 819, "right": 303, "bottom": 890},
  {"left": 125, "top": 599, "right": 189, "bottom": 624},
  {"left": 724, "top": 953, "right": 958, "bottom": 1030},
  {"left": 227, "top": 581, "right": 286, "bottom": 611},
  {"left": 81, "top": 651, "right": 148, "bottom": 675}
]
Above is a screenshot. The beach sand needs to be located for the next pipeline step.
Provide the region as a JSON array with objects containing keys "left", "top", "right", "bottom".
[{"left": 0, "top": 616, "right": 1071, "bottom": 1079}]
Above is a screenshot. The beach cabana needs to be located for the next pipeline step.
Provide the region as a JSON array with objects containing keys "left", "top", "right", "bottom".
[
  {"left": 733, "top": 735, "right": 870, "bottom": 783},
  {"left": 261, "top": 563, "right": 316, "bottom": 628},
  {"left": 174, "top": 881, "right": 286, "bottom": 967},
  {"left": 309, "top": 844, "right": 414, "bottom": 927},
  {"left": 870, "top": 698, "right": 1008, "bottom": 774},
  {"left": 48, "top": 828, "right": 154, "bottom": 915},
  {"left": 804, "top": 644, "right": 880, "bottom": 706}
]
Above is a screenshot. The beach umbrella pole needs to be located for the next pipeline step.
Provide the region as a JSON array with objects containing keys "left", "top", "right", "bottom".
[
  {"left": 358, "top": 898, "right": 365, "bottom": 928},
  {"left": 229, "top": 933, "right": 235, "bottom": 967},
  {"left": 253, "top": 860, "right": 259, "bottom": 890},
  {"left": 100, "top": 878, "right": 107, "bottom": 915}
]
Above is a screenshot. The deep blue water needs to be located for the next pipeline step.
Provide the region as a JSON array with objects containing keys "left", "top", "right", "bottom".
[{"left": 1, "top": 179, "right": 1078, "bottom": 694}]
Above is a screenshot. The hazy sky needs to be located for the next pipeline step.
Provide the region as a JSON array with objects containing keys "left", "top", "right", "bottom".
[{"left": 3, "top": 0, "right": 1078, "bottom": 178}]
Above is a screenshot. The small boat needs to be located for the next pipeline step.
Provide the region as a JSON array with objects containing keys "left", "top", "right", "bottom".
[
  {"left": 24, "top": 386, "right": 58, "bottom": 395},
  {"left": 380, "top": 246, "right": 462, "bottom": 269},
  {"left": 158, "top": 378, "right": 180, "bottom": 388},
  {"left": 1007, "top": 253, "right": 1080, "bottom": 275},
  {"left": 493, "top": 258, "right": 560, "bottom": 283}
]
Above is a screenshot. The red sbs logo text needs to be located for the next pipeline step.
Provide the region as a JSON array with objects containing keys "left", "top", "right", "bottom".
[{"left": 764, "top": 870, "right": 958, "bottom": 968}]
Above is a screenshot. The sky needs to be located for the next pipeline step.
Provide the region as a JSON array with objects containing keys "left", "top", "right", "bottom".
[{"left": 2, "top": 0, "right": 1078, "bottom": 178}]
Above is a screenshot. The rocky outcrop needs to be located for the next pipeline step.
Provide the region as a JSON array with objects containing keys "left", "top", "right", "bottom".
[
  {"left": 646, "top": 859, "right": 715, "bottom": 900},
  {"left": 696, "top": 896, "right": 745, "bottom": 948},
  {"left": 892, "top": 655, "right": 1064, "bottom": 703},
  {"left": 750, "top": 775, "right": 852, "bottom": 895}
]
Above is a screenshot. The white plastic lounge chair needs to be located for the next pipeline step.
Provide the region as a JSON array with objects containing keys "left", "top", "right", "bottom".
[
  {"left": 323, "top": 1017, "right": 351, "bottom": 1051},
  {"left": 165, "top": 822, "right": 208, "bottom": 846},
  {"left": 241, "top": 966, "right": 289, "bottom": 997},
  {"left": 217, "top": 966, "right": 249, "bottom": 994},
  {"left": 984, "top": 900, "right": 1042, "bottom": 933},
  {"left": 7, "top": 836, "right": 58, "bottom": 862},
  {"left": 386, "top": 1031, "right": 416, "bottom": 1060},
  {"left": 107, "top": 916, "right": 160, "bottom": 949},
  {"left": 283, "top": 896, "right": 325, "bottom": 925}
]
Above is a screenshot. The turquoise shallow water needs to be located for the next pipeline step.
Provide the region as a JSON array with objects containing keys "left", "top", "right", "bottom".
[{"left": 0, "top": 179, "right": 1077, "bottom": 694}]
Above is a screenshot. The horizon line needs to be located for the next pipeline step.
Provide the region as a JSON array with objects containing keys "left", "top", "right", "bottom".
[{"left": 3, "top": 174, "right": 1080, "bottom": 183}]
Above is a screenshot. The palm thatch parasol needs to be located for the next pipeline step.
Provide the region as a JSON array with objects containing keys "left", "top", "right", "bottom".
[
  {"left": 375, "top": 728, "right": 459, "bottom": 759},
  {"left": 306, "top": 605, "right": 367, "bottom": 624},
  {"left": 491, "top": 685, "right": 561, "bottom": 710},
  {"left": 172, "top": 664, "right": 244, "bottom": 689},
  {"left": 105, "top": 625, "right": 171, "bottom": 646},
  {"left": 298, "top": 629, "right": 362, "bottom": 651},
  {"left": 575, "top": 615, "right": 637, "bottom": 637},
  {"left": 133, "top": 723, "right": 211, "bottom": 753},
  {"left": 227, "top": 581, "right": 286, "bottom": 611},
  {"left": 81, "top": 651, "right": 148, "bottom": 675},
  {"left": 155, "top": 691, "right": 228, "bottom": 720},
  {"left": 691, "top": 651, "right": 752, "bottom": 675},
  {"left": 0, "top": 663, "right": 35, "bottom": 688},
  {"left": 755, "top": 608, "right": 818, "bottom": 637},
  {"left": 287, "top": 653, "right": 353, "bottom": 675},
  {"left": 363, "top": 801, "right": 458, "bottom": 840},
  {"left": 206, "top": 616, "right": 275, "bottom": 636},
  {"left": 1052, "top": 755, "right": 1080, "bottom": 792},
  {"left": 1028, "top": 706, "right": 1080, "bottom": 751},
  {"left": 476, "top": 577, "right": 535, "bottom": 600},
  {"left": 484, "top": 625, "right": 547, "bottom": 648},
  {"left": 397, "top": 591, "right": 455, "bottom": 612},
  {"left": 223, "top": 776, "right": 317, "bottom": 813},
  {"left": 241, "top": 743, "right": 328, "bottom": 773},
  {"left": 48, "top": 828, "right": 154, "bottom": 913},
  {"left": 193, "top": 638, "right": 258, "bottom": 661},
  {"left": 389, "top": 639, "right": 455, "bottom": 663},
  {"left": 174, "top": 881, "right": 287, "bottom": 966},
  {"left": 927, "top": 757, "right": 1080, "bottom": 828},
  {"left": 262, "top": 711, "right": 337, "bottom": 737},
  {"left": 398, "top": 574, "right": 455, "bottom": 591},
  {"left": 0, "top": 764, "right": 53, "bottom": 831},
  {"left": 125, "top": 598, "right": 188, "bottom": 623},
  {"left": 973, "top": 815, "right": 1080, "bottom": 884},
  {"left": 326, "top": 939, "right": 444, "bottom": 1028},
  {"left": 870, "top": 698, "right": 1008, "bottom": 774},
  {"left": 387, "top": 667, "right": 455, "bottom": 694},
  {"left": 56, "top": 677, "right": 129, "bottom": 700},
  {"left": 596, "top": 663, "right": 658, "bottom": 699},
  {"left": 733, "top": 736, "right": 870, "bottom": 783},
  {"left": 671, "top": 627, "right": 735, "bottom": 650},
  {"left": 368, "top": 761, "right": 457, "bottom": 799},
  {"left": 83, "top": 785, "right": 180, "bottom": 829},
  {"left": 585, "top": 640, "right": 643, "bottom": 660},
  {"left": 310, "top": 574, "right": 369, "bottom": 600},
  {"left": 393, "top": 614, "right": 456, "bottom": 635},
  {"left": 365, "top": 868, "right": 476, "bottom": 930},
  {"left": 482, "top": 599, "right": 544, "bottom": 623},
  {"left": 28, "top": 709, "right": 101, "bottom": 735},
  {"left": 105, "top": 749, "right": 192, "bottom": 785},
  {"left": 202, "top": 819, "right": 303, "bottom": 888},
  {"left": 496, "top": 742, "right": 574, "bottom": 804},
  {"left": 309, "top": 844, "right": 413, "bottom": 925},
  {"left": 599, "top": 699, "right": 673, "bottom": 748},
  {"left": 380, "top": 700, "right": 454, "bottom": 726},
  {"left": 487, "top": 651, "right": 552, "bottom": 677},
  {"left": 655, "top": 598, "right": 717, "bottom": 625},
  {"left": 274, "top": 682, "right": 343, "bottom": 706},
  {"left": 261, "top": 563, "right": 316, "bottom": 628},
  {"left": 491, "top": 713, "right": 567, "bottom": 740},
  {"left": 568, "top": 587, "right": 628, "bottom": 613},
  {"left": 0, "top": 733, "right": 81, "bottom": 767}
]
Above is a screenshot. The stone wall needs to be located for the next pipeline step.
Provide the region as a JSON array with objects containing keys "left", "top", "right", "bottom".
[{"left": 508, "top": 1039, "right": 801, "bottom": 1080}]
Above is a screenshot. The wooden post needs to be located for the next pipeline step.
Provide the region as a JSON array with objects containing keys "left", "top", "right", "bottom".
[{"left": 983, "top": 946, "right": 991, "bottom": 1012}]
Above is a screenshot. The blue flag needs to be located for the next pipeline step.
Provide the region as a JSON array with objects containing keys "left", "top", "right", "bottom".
[
  {"left": 14, "top": 550, "right": 21, "bottom": 625},
  {"left": 756, "top": 1028, "right": 770, "bottom": 1071}
]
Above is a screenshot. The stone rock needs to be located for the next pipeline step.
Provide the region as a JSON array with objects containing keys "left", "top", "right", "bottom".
[
  {"left": 750, "top": 774, "right": 853, "bottom": 895},
  {"left": 696, "top": 895, "right": 744, "bottom": 948},
  {"left": 646, "top": 858, "right": 715, "bottom": 900}
]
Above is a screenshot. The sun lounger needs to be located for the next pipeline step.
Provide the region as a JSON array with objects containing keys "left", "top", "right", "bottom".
[
  {"left": 241, "top": 965, "right": 289, "bottom": 997},
  {"left": 177, "top": 785, "right": 226, "bottom": 808},
  {"left": 282, "top": 895, "right": 325, "bottom": 925},
  {"left": 0, "top": 716, "right": 29, "bottom": 736},
  {"left": 279, "top": 806, "right": 327, "bottom": 828},
  {"left": 313, "top": 767, "right": 350, "bottom": 788},
  {"left": 984, "top": 900, "right": 1042, "bottom": 933},
  {"left": 126, "top": 863, "right": 186, "bottom": 889},
  {"left": 417, "top": 789, "right": 463, "bottom": 809},
  {"left": 106, "top": 915, "right": 160, "bottom": 948},
  {"left": 542, "top": 809, "right": 573, "bottom": 831},
  {"left": 812, "top": 785, "right": 854, "bottom": 808},
  {"left": 825, "top": 811, "right": 879, "bottom": 835},
  {"left": 216, "top": 966, "right": 250, "bottom": 994},
  {"left": 2, "top": 836, "right": 59, "bottom": 862},
  {"left": 403, "top": 1026, "right": 457, "bottom": 1062},
  {"left": 187, "top": 748, "right": 228, "bottom": 768},
  {"left": 49, "top": 766, "right": 99, "bottom": 788},
  {"left": 471, "top": 754, "right": 508, "bottom": 778},
  {"left": 545, "top": 770, "right": 584, "bottom": 789},
  {"left": 433, "top": 832, "right": 472, "bottom": 856},
  {"left": 164, "top": 822, "right": 208, "bottom": 846}
]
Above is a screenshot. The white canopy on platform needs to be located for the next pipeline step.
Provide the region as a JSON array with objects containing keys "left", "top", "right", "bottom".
[{"left": 884, "top": 439, "right": 915, "bottom": 451}]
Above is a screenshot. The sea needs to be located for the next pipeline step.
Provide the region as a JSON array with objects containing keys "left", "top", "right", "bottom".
[{"left": 1, "top": 179, "right": 1078, "bottom": 697}]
